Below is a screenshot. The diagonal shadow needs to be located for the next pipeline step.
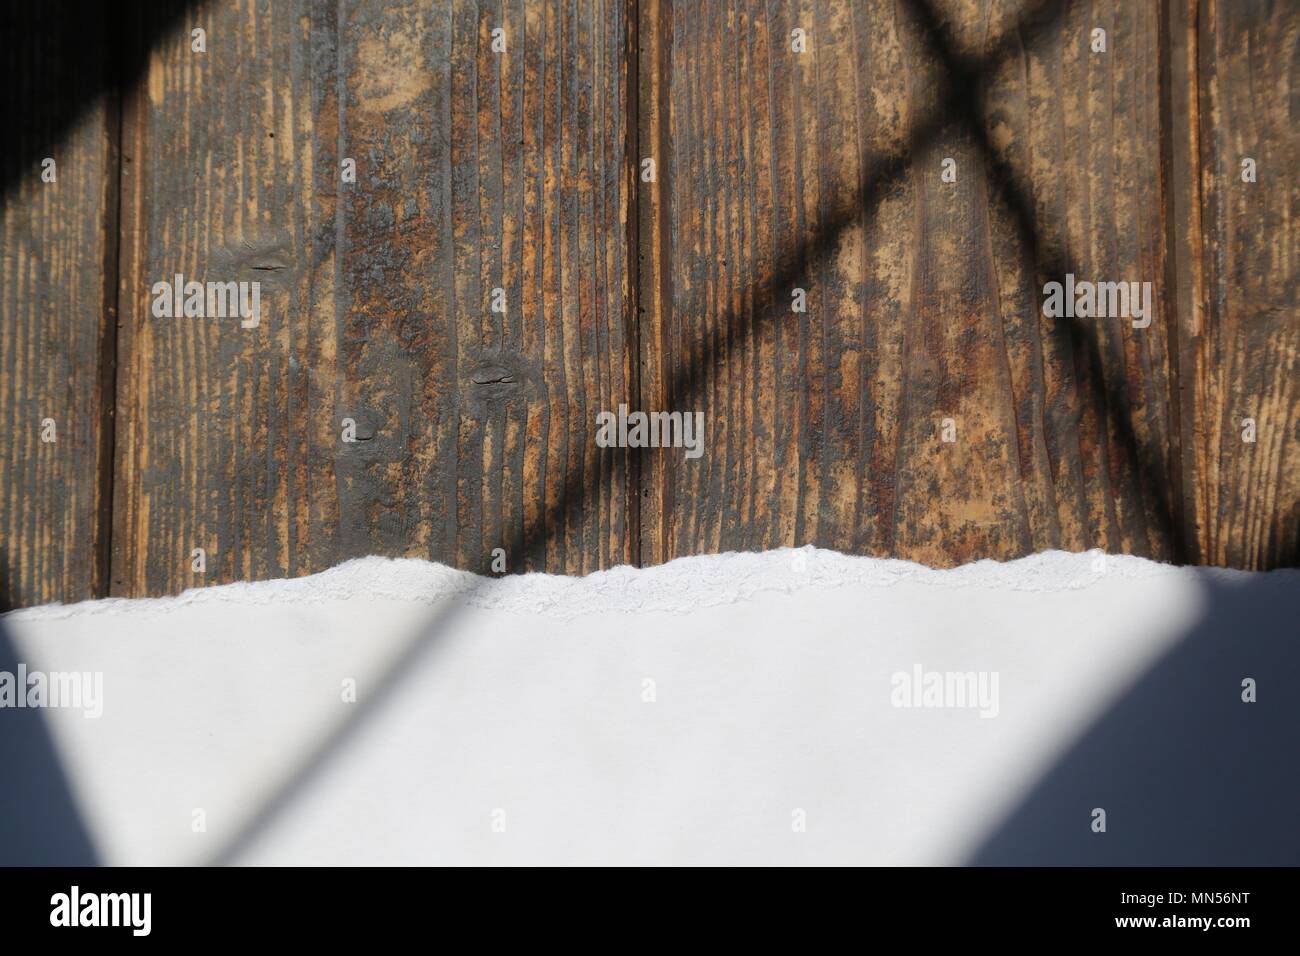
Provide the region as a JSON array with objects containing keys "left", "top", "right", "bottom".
[
  {"left": 904, "top": 0, "right": 1184, "bottom": 559},
  {"left": 0, "top": 552, "right": 101, "bottom": 864},
  {"left": 967, "top": 572, "right": 1300, "bottom": 865},
  {"left": 208, "top": 0, "right": 1137, "bottom": 863},
  {"left": 4, "top": 0, "right": 1241, "bottom": 866},
  {"left": 0, "top": 0, "right": 205, "bottom": 206},
  {"left": 667, "top": 0, "right": 1180, "bottom": 560},
  {"left": 0, "top": 628, "right": 102, "bottom": 865}
]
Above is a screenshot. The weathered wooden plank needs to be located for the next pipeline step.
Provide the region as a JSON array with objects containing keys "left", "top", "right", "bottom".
[
  {"left": 982, "top": 0, "right": 1177, "bottom": 563},
  {"left": 642, "top": 0, "right": 1182, "bottom": 567},
  {"left": 113, "top": 0, "right": 634, "bottom": 597},
  {"left": 113, "top": 0, "right": 315, "bottom": 595},
  {"left": 1159, "top": 0, "right": 1205, "bottom": 573},
  {"left": 1191, "top": 0, "right": 1299, "bottom": 569},
  {"left": 635, "top": 0, "right": 671, "bottom": 564},
  {"left": 0, "top": 1, "right": 117, "bottom": 608},
  {"left": 977, "top": 0, "right": 1181, "bottom": 562},
  {"left": 8, "top": 0, "right": 1295, "bottom": 606}
]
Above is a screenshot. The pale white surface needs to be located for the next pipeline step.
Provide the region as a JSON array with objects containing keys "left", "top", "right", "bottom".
[{"left": 3, "top": 548, "right": 1292, "bottom": 865}]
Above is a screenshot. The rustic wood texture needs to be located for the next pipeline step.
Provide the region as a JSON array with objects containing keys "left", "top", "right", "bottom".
[
  {"left": 0, "top": 2, "right": 118, "bottom": 608},
  {"left": 641, "top": 0, "right": 1182, "bottom": 567},
  {"left": 2, "top": 0, "right": 1297, "bottom": 608},
  {"left": 635, "top": 0, "right": 672, "bottom": 564},
  {"left": 112, "top": 0, "right": 634, "bottom": 597},
  {"left": 1190, "top": 0, "right": 1299, "bottom": 569}
]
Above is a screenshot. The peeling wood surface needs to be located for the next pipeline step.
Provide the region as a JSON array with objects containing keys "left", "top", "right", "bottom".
[{"left": 0, "top": 0, "right": 1296, "bottom": 607}]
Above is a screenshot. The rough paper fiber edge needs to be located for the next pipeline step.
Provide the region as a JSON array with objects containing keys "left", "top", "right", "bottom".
[{"left": 9, "top": 548, "right": 1293, "bottom": 624}]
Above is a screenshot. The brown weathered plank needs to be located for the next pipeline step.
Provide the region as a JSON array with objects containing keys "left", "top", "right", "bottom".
[
  {"left": 0, "top": 1, "right": 118, "bottom": 608},
  {"left": 641, "top": 0, "right": 1182, "bottom": 567},
  {"left": 1159, "top": 0, "right": 1205, "bottom": 573},
  {"left": 7, "top": 0, "right": 1295, "bottom": 607},
  {"left": 1190, "top": 0, "right": 1299, "bottom": 569},
  {"left": 113, "top": 0, "right": 634, "bottom": 597},
  {"left": 983, "top": 0, "right": 1179, "bottom": 563},
  {"left": 635, "top": 0, "right": 672, "bottom": 564}
]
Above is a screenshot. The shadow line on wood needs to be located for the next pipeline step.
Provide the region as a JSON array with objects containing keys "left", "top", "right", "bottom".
[{"left": 205, "top": 0, "right": 1148, "bottom": 865}]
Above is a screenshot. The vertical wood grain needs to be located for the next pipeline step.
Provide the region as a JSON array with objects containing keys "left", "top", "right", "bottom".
[
  {"left": 0, "top": 1, "right": 117, "bottom": 607},
  {"left": 114, "top": 0, "right": 315, "bottom": 594},
  {"left": 643, "top": 0, "right": 1182, "bottom": 567},
  {"left": 1191, "top": 0, "right": 1299, "bottom": 569},
  {"left": 113, "top": 0, "right": 634, "bottom": 597},
  {"left": 4, "top": 0, "right": 1298, "bottom": 607},
  {"left": 636, "top": 0, "right": 672, "bottom": 564}
]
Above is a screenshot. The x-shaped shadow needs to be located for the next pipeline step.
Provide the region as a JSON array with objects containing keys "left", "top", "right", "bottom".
[
  {"left": 207, "top": 0, "right": 1187, "bottom": 863},
  {"left": 666, "top": 0, "right": 1181, "bottom": 560}
]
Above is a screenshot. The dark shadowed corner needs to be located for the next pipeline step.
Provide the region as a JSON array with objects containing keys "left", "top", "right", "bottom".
[
  {"left": 0, "top": 555, "right": 101, "bottom": 865},
  {"left": 967, "top": 572, "right": 1300, "bottom": 865},
  {"left": 0, "top": 0, "right": 205, "bottom": 204}
]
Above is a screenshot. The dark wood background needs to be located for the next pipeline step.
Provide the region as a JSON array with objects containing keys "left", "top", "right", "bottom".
[{"left": 1, "top": 0, "right": 1295, "bottom": 607}]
